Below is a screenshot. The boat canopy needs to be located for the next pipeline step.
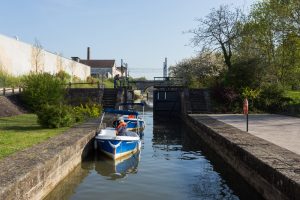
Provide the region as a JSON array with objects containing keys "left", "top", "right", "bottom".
[
  {"left": 104, "top": 108, "right": 139, "bottom": 116},
  {"left": 118, "top": 102, "right": 144, "bottom": 106}
]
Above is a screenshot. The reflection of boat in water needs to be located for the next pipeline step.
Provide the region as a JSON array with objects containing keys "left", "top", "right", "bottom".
[{"left": 95, "top": 151, "right": 140, "bottom": 180}]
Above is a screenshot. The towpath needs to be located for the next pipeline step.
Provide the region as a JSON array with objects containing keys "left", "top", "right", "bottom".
[{"left": 206, "top": 114, "right": 300, "bottom": 155}]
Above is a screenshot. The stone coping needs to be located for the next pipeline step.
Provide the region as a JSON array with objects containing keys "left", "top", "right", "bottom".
[
  {"left": 187, "top": 114, "right": 300, "bottom": 200},
  {"left": 0, "top": 119, "right": 100, "bottom": 200}
]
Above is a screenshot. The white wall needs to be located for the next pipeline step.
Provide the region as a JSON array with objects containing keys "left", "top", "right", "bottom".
[{"left": 0, "top": 34, "right": 90, "bottom": 80}]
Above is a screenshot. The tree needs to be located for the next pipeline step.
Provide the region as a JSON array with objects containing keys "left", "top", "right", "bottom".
[
  {"left": 31, "top": 39, "right": 44, "bottom": 73},
  {"left": 169, "top": 49, "right": 224, "bottom": 88},
  {"left": 245, "top": 0, "right": 300, "bottom": 88},
  {"left": 189, "top": 5, "right": 244, "bottom": 70}
]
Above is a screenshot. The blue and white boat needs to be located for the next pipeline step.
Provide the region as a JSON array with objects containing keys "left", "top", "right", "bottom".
[
  {"left": 118, "top": 102, "right": 146, "bottom": 133},
  {"left": 95, "top": 109, "right": 141, "bottom": 160}
]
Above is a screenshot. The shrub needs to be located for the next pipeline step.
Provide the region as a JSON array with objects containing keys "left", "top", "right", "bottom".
[
  {"left": 21, "top": 73, "right": 65, "bottom": 111},
  {"left": 211, "top": 84, "right": 240, "bottom": 112},
  {"left": 212, "top": 84, "right": 239, "bottom": 106},
  {"left": 224, "top": 58, "right": 265, "bottom": 90},
  {"left": 56, "top": 70, "right": 71, "bottom": 84},
  {"left": 72, "top": 75, "right": 81, "bottom": 83},
  {"left": 0, "top": 70, "right": 22, "bottom": 87},
  {"left": 256, "top": 85, "right": 291, "bottom": 112},
  {"left": 37, "top": 104, "right": 75, "bottom": 128},
  {"left": 73, "top": 104, "right": 102, "bottom": 122},
  {"left": 86, "top": 76, "right": 99, "bottom": 84}
]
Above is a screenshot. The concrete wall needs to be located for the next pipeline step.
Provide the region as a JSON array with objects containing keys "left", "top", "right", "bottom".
[{"left": 0, "top": 34, "right": 90, "bottom": 80}]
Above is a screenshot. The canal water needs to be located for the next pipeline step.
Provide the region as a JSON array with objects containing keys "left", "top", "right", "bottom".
[{"left": 45, "top": 111, "right": 263, "bottom": 200}]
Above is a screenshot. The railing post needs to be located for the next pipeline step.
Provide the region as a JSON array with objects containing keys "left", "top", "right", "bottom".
[
  {"left": 19, "top": 87, "right": 21, "bottom": 93},
  {"left": 3, "top": 88, "right": 5, "bottom": 96},
  {"left": 12, "top": 87, "right": 14, "bottom": 94}
]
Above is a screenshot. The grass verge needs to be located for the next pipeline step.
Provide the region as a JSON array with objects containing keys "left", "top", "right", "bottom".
[
  {"left": 285, "top": 90, "right": 300, "bottom": 104},
  {"left": 0, "top": 114, "right": 68, "bottom": 160}
]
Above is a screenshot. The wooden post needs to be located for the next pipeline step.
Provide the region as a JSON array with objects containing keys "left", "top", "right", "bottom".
[
  {"left": 3, "top": 88, "right": 5, "bottom": 96},
  {"left": 69, "top": 82, "right": 72, "bottom": 88},
  {"left": 12, "top": 88, "right": 14, "bottom": 94}
]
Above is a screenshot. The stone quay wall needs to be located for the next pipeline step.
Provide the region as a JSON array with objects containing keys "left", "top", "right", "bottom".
[
  {"left": 0, "top": 119, "right": 99, "bottom": 200},
  {"left": 185, "top": 114, "right": 300, "bottom": 200},
  {"left": 66, "top": 88, "right": 104, "bottom": 106}
]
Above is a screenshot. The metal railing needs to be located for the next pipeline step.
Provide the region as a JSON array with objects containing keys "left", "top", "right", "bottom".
[
  {"left": 153, "top": 77, "right": 186, "bottom": 87},
  {"left": 66, "top": 82, "right": 105, "bottom": 89}
]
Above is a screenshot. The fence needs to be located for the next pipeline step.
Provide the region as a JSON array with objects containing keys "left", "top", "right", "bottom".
[
  {"left": 153, "top": 77, "right": 186, "bottom": 87},
  {"left": 66, "top": 82, "right": 105, "bottom": 89},
  {"left": 0, "top": 87, "right": 23, "bottom": 96}
]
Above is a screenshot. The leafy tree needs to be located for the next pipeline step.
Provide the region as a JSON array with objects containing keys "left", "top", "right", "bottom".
[
  {"left": 189, "top": 5, "right": 245, "bottom": 70},
  {"left": 241, "top": 0, "right": 300, "bottom": 88}
]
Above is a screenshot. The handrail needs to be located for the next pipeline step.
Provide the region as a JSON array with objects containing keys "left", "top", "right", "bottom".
[
  {"left": 0, "top": 87, "right": 23, "bottom": 96},
  {"left": 66, "top": 82, "right": 105, "bottom": 89}
]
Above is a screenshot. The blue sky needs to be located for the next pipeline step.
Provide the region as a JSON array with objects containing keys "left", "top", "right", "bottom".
[{"left": 0, "top": 0, "right": 256, "bottom": 79}]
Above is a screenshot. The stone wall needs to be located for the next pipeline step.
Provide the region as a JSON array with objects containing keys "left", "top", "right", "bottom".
[
  {"left": 0, "top": 34, "right": 90, "bottom": 80},
  {"left": 0, "top": 119, "right": 99, "bottom": 200},
  {"left": 65, "top": 88, "right": 104, "bottom": 106},
  {"left": 185, "top": 114, "right": 300, "bottom": 200}
]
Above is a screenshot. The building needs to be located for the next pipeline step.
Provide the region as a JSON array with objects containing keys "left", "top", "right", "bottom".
[
  {"left": 80, "top": 59, "right": 117, "bottom": 78},
  {"left": 73, "top": 47, "right": 127, "bottom": 78}
]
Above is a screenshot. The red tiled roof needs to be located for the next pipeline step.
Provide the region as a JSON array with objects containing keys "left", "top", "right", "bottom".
[{"left": 80, "top": 60, "right": 115, "bottom": 68}]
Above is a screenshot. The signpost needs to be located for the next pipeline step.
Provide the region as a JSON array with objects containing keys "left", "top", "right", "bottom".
[{"left": 243, "top": 98, "right": 249, "bottom": 132}]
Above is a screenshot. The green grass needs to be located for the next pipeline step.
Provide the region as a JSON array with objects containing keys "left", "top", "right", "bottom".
[
  {"left": 104, "top": 79, "right": 114, "bottom": 88},
  {"left": 0, "top": 114, "right": 68, "bottom": 159},
  {"left": 285, "top": 90, "right": 300, "bottom": 104}
]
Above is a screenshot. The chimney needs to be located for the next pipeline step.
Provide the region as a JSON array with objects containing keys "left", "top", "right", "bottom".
[{"left": 87, "top": 47, "right": 90, "bottom": 60}]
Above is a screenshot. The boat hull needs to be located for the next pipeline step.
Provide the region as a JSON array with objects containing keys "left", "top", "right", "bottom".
[
  {"left": 95, "top": 129, "right": 141, "bottom": 160},
  {"left": 125, "top": 119, "right": 145, "bottom": 132}
]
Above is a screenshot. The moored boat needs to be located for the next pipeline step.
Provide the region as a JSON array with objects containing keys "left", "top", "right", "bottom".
[
  {"left": 118, "top": 102, "right": 146, "bottom": 133},
  {"left": 95, "top": 109, "right": 141, "bottom": 160}
]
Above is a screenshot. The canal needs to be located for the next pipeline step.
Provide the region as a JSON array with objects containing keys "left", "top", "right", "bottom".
[{"left": 44, "top": 111, "right": 263, "bottom": 200}]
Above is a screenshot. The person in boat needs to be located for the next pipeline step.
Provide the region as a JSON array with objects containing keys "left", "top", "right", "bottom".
[
  {"left": 116, "top": 119, "right": 127, "bottom": 136},
  {"left": 128, "top": 115, "right": 135, "bottom": 119}
]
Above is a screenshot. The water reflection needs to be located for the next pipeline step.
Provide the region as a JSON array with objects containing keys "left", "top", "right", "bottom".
[
  {"left": 94, "top": 152, "right": 140, "bottom": 180},
  {"left": 152, "top": 119, "right": 263, "bottom": 200},
  {"left": 45, "top": 112, "right": 263, "bottom": 200}
]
